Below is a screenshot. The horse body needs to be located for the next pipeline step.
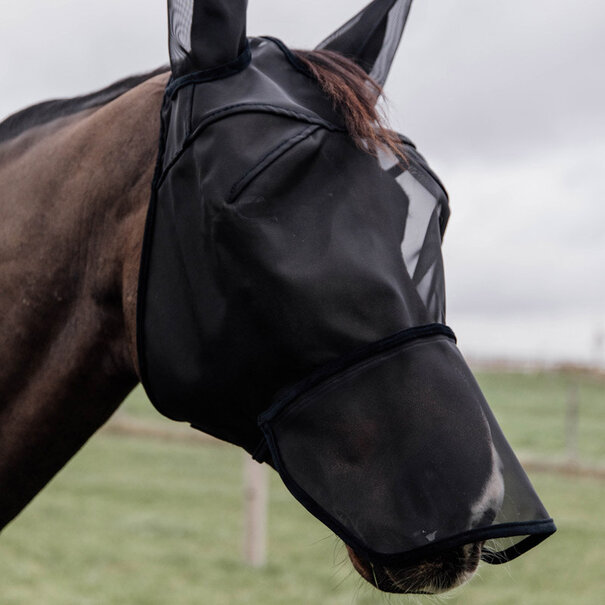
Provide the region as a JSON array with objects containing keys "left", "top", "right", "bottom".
[{"left": 0, "top": 72, "right": 168, "bottom": 528}]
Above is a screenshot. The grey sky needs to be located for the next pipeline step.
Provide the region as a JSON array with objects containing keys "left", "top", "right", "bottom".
[{"left": 1, "top": 1, "right": 603, "bottom": 363}]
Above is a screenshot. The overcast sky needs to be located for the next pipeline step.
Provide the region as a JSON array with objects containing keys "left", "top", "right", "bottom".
[{"left": 1, "top": 1, "right": 604, "bottom": 364}]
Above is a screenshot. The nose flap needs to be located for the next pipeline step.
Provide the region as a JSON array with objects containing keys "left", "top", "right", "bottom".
[{"left": 257, "top": 325, "right": 555, "bottom": 565}]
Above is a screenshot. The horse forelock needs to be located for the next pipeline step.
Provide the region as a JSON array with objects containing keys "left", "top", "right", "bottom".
[{"left": 0, "top": 66, "right": 170, "bottom": 146}]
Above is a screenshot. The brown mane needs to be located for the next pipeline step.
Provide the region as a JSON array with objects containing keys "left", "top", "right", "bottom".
[{"left": 293, "top": 49, "right": 404, "bottom": 161}]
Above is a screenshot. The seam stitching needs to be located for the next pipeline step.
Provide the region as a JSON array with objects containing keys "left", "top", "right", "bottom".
[{"left": 227, "top": 124, "right": 321, "bottom": 203}]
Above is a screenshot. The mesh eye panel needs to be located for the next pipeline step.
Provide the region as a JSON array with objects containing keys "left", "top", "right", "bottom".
[{"left": 387, "top": 151, "right": 447, "bottom": 324}]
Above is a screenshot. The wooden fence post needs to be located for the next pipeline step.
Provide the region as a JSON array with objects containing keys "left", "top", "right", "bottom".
[
  {"left": 565, "top": 383, "right": 579, "bottom": 464},
  {"left": 243, "top": 454, "right": 268, "bottom": 567}
]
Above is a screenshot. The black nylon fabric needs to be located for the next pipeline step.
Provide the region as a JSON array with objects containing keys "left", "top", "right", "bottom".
[{"left": 138, "top": 4, "right": 554, "bottom": 567}]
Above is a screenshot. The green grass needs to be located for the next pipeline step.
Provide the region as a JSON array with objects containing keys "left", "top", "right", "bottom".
[
  {"left": 2, "top": 434, "right": 604, "bottom": 605},
  {"left": 1, "top": 370, "right": 604, "bottom": 603},
  {"left": 474, "top": 370, "right": 605, "bottom": 463}
]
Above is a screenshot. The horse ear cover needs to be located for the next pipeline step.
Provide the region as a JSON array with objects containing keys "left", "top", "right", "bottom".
[
  {"left": 316, "top": 0, "right": 413, "bottom": 86},
  {"left": 168, "top": 0, "right": 249, "bottom": 76}
]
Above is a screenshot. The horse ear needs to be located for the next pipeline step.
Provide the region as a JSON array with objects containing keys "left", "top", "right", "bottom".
[
  {"left": 316, "top": 0, "right": 412, "bottom": 86},
  {"left": 168, "top": 0, "right": 248, "bottom": 77}
]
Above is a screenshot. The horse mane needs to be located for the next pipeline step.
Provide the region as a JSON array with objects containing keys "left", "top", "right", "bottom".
[
  {"left": 0, "top": 66, "right": 169, "bottom": 145},
  {"left": 0, "top": 50, "right": 400, "bottom": 157},
  {"left": 293, "top": 49, "right": 404, "bottom": 160}
]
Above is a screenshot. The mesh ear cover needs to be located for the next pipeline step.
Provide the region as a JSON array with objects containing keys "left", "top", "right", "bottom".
[{"left": 259, "top": 330, "right": 555, "bottom": 565}]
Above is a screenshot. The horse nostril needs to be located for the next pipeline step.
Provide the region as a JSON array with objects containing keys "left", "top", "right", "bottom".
[{"left": 461, "top": 541, "right": 483, "bottom": 574}]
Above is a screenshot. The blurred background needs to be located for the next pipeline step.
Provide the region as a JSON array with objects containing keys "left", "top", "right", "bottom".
[{"left": 1, "top": 1, "right": 603, "bottom": 604}]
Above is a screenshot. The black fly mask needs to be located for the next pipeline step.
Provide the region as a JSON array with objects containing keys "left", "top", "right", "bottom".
[{"left": 137, "top": 0, "right": 555, "bottom": 568}]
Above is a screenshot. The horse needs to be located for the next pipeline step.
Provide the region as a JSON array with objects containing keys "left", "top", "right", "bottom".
[{"left": 0, "top": 0, "right": 554, "bottom": 596}]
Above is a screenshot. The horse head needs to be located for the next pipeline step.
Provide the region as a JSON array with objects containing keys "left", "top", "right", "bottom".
[{"left": 137, "top": 0, "right": 555, "bottom": 594}]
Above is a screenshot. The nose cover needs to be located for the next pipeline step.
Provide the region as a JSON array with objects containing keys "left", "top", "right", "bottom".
[
  {"left": 137, "top": 33, "right": 554, "bottom": 567},
  {"left": 255, "top": 325, "right": 554, "bottom": 565}
]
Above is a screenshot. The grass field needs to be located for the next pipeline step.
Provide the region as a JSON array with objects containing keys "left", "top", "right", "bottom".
[{"left": 1, "top": 370, "right": 603, "bottom": 604}]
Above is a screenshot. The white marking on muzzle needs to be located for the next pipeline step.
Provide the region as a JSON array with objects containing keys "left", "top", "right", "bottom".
[{"left": 470, "top": 443, "right": 505, "bottom": 528}]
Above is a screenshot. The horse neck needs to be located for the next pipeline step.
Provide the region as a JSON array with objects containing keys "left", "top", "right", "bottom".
[{"left": 0, "top": 72, "right": 169, "bottom": 529}]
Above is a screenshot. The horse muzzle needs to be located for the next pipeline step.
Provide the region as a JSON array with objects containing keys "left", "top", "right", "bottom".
[
  {"left": 346, "top": 541, "right": 483, "bottom": 594},
  {"left": 254, "top": 324, "right": 555, "bottom": 579}
]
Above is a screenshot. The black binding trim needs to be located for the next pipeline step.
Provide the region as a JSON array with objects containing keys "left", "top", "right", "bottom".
[
  {"left": 253, "top": 324, "right": 455, "bottom": 463},
  {"left": 136, "top": 93, "right": 171, "bottom": 410},
  {"left": 259, "top": 323, "right": 456, "bottom": 427},
  {"left": 165, "top": 43, "right": 252, "bottom": 99},
  {"left": 228, "top": 124, "right": 321, "bottom": 203},
  {"left": 156, "top": 103, "right": 344, "bottom": 189},
  {"left": 260, "top": 36, "right": 314, "bottom": 78},
  {"left": 480, "top": 529, "right": 556, "bottom": 564}
]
